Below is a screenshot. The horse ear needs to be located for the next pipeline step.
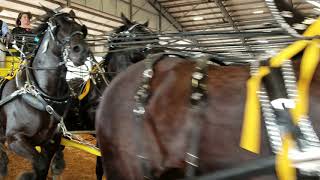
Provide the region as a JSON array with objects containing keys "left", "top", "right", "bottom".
[
  {"left": 41, "top": 6, "right": 55, "bottom": 16},
  {"left": 69, "top": 10, "right": 76, "bottom": 18},
  {"left": 120, "top": 13, "right": 132, "bottom": 25},
  {"left": 81, "top": 25, "right": 88, "bottom": 37},
  {"left": 143, "top": 20, "right": 149, "bottom": 27}
]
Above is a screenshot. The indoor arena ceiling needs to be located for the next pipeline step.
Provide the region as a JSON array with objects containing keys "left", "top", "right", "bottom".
[
  {"left": 0, "top": 0, "right": 123, "bottom": 36},
  {"left": 154, "top": 0, "right": 320, "bottom": 60},
  {"left": 0, "top": 0, "right": 319, "bottom": 61}
]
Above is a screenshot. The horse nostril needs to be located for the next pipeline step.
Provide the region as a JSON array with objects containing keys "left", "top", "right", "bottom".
[{"left": 72, "top": 45, "right": 82, "bottom": 53}]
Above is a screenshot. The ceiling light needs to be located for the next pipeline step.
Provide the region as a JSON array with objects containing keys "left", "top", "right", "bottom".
[
  {"left": 193, "top": 16, "right": 204, "bottom": 21},
  {"left": 253, "top": 10, "right": 264, "bottom": 14},
  {"left": 307, "top": 0, "right": 320, "bottom": 8}
]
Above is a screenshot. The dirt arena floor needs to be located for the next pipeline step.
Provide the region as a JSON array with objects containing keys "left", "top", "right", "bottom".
[{"left": 5, "top": 134, "right": 98, "bottom": 180}]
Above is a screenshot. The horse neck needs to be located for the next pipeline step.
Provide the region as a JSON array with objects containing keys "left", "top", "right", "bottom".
[{"left": 32, "top": 30, "right": 67, "bottom": 96}]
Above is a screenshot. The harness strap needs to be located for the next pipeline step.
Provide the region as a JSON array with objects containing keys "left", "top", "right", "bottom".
[
  {"left": 263, "top": 67, "right": 305, "bottom": 148},
  {"left": 78, "top": 79, "right": 90, "bottom": 100},
  {"left": 133, "top": 53, "right": 166, "bottom": 179},
  {"left": 0, "top": 89, "right": 25, "bottom": 106},
  {"left": 241, "top": 34, "right": 320, "bottom": 180},
  {"left": 185, "top": 58, "right": 209, "bottom": 177},
  {"left": 133, "top": 51, "right": 211, "bottom": 179}
]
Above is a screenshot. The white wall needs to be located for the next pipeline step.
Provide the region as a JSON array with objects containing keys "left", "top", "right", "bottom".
[{"left": 71, "top": 0, "right": 177, "bottom": 32}]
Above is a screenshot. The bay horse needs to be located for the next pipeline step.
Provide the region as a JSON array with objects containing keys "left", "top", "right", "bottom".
[
  {"left": 95, "top": 39, "right": 320, "bottom": 180},
  {"left": 0, "top": 8, "right": 88, "bottom": 180}
]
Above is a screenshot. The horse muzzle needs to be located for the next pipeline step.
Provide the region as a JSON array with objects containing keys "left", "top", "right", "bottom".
[{"left": 69, "top": 40, "right": 89, "bottom": 66}]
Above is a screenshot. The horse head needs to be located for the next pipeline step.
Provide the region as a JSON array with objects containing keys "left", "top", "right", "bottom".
[
  {"left": 0, "top": 8, "right": 90, "bottom": 180},
  {"left": 35, "top": 7, "right": 89, "bottom": 66},
  {"left": 106, "top": 13, "right": 157, "bottom": 79}
]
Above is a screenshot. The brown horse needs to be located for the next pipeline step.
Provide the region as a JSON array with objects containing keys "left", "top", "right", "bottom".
[{"left": 95, "top": 49, "right": 320, "bottom": 180}]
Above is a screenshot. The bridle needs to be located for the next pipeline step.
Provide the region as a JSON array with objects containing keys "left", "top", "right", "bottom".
[
  {"left": 86, "top": 23, "right": 156, "bottom": 93},
  {"left": 20, "top": 13, "right": 87, "bottom": 103},
  {"left": 108, "top": 23, "right": 155, "bottom": 53},
  {"left": 42, "top": 13, "right": 86, "bottom": 68}
]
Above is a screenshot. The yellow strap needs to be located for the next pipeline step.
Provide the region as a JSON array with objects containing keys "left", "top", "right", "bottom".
[
  {"left": 303, "top": 17, "right": 320, "bottom": 37},
  {"left": 291, "top": 40, "right": 320, "bottom": 124},
  {"left": 270, "top": 40, "right": 309, "bottom": 67},
  {"left": 276, "top": 134, "right": 296, "bottom": 180},
  {"left": 35, "top": 146, "right": 41, "bottom": 153},
  {"left": 61, "top": 137, "right": 101, "bottom": 157},
  {"left": 78, "top": 79, "right": 90, "bottom": 100},
  {"left": 240, "top": 67, "right": 270, "bottom": 153},
  {"left": 35, "top": 138, "right": 101, "bottom": 157}
]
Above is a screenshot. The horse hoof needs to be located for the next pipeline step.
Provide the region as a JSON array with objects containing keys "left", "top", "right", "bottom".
[
  {"left": 51, "top": 159, "right": 65, "bottom": 175},
  {"left": 18, "top": 171, "right": 35, "bottom": 180},
  {"left": 0, "top": 152, "right": 8, "bottom": 176}
]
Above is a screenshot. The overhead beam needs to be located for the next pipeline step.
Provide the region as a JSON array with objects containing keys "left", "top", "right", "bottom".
[
  {"left": 180, "top": 14, "right": 273, "bottom": 25},
  {"left": 213, "top": 0, "right": 254, "bottom": 58},
  {"left": 147, "top": 0, "right": 183, "bottom": 32},
  {"left": 45, "top": 0, "right": 122, "bottom": 23},
  {"left": 165, "top": 2, "right": 212, "bottom": 9},
  {"left": 129, "top": 0, "right": 133, "bottom": 20},
  {"left": 170, "top": 1, "right": 265, "bottom": 14}
]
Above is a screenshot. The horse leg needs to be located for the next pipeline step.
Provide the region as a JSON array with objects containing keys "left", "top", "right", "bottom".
[
  {"left": 7, "top": 134, "right": 50, "bottom": 180},
  {"left": 51, "top": 145, "right": 65, "bottom": 176},
  {"left": 0, "top": 126, "right": 8, "bottom": 178},
  {"left": 96, "top": 154, "right": 103, "bottom": 180},
  {"left": 0, "top": 141, "right": 8, "bottom": 178},
  {"left": 31, "top": 134, "right": 62, "bottom": 180}
]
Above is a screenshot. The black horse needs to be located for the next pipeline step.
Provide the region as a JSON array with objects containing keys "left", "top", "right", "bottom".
[
  {"left": 0, "top": 8, "right": 88, "bottom": 180},
  {"left": 78, "top": 13, "right": 156, "bottom": 129},
  {"left": 62, "top": 14, "right": 158, "bottom": 180}
]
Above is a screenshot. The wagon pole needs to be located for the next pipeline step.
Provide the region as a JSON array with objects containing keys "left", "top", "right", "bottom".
[
  {"left": 183, "top": 156, "right": 276, "bottom": 180},
  {"left": 69, "top": 130, "right": 96, "bottom": 134}
]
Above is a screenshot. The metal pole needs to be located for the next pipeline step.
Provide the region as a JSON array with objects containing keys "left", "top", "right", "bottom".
[
  {"left": 214, "top": 0, "right": 254, "bottom": 59},
  {"left": 183, "top": 156, "right": 276, "bottom": 180},
  {"left": 159, "top": 9, "right": 162, "bottom": 32},
  {"left": 129, "top": 0, "right": 133, "bottom": 21}
]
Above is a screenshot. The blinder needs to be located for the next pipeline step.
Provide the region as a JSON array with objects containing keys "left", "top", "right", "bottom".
[
  {"left": 47, "top": 14, "right": 86, "bottom": 46},
  {"left": 43, "top": 13, "right": 87, "bottom": 65}
]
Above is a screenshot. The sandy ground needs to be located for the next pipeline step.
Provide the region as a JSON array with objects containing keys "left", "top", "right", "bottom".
[{"left": 5, "top": 134, "right": 98, "bottom": 180}]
